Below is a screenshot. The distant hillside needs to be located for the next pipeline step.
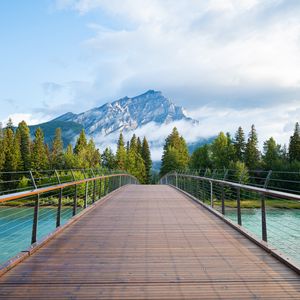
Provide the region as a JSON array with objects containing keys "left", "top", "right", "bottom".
[{"left": 29, "top": 120, "right": 83, "bottom": 147}]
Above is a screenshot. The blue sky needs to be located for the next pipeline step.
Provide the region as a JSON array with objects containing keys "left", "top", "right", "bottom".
[{"left": 1, "top": 0, "right": 300, "bottom": 151}]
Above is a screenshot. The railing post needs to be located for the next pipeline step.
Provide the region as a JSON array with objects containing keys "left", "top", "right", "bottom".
[
  {"left": 71, "top": 170, "right": 77, "bottom": 216},
  {"left": 29, "top": 170, "right": 37, "bottom": 190},
  {"left": 209, "top": 180, "right": 213, "bottom": 207},
  {"left": 237, "top": 188, "right": 242, "bottom": 225},
  {"left": 85, "top": 181, "right": 88, "bottom": 208},
  {"left": 119, "top": 175, "right": 122, "bottom": 188},
  {"left": 221, "top": 184, "right": 225, "bottom": 215},
  {"left": 92, "top": 179, "right": 96, "bottom": 204},
  {"left": 261, "top": 193, "right": 268, "bottom": 242},
  {"left": 56, "top": 188, "right": 63, "bottom": 228},
  {"left": 99, "top": 178, "right": 102, "bottom": 198},
  {"left": 31, "top": 194, "right": 40, "bottom": 244}
]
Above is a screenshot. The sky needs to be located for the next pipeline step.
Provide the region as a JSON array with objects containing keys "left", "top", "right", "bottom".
[{"left": 1, "top": 0, "right": 300, "bottom": 158}]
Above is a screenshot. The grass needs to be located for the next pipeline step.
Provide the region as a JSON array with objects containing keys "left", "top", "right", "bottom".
[
  {"left": 0, "top": 197, "right": 86, "bottom": 208},
  {"left": 213, "top": 199, "right": 300, "bottom": 209}
]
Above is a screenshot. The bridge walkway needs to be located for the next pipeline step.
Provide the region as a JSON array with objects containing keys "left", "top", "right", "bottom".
[{"left": 0, "top": 185, "right": 299, "bottom": 299}]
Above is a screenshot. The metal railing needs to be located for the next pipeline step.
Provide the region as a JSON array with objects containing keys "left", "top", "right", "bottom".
[
  {"left": 160, "top": 171, "right": 300, "bottom": 266},
  {"left": 0, "top": 171, "right": 138, "bottom": 266},
  {"left": 176, "top": 168, "right": 300, "bottom": 194}
]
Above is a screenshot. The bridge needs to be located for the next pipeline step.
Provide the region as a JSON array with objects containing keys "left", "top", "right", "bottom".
[{"left": 0, "top": 171, "right": 299, "bottom": 299}]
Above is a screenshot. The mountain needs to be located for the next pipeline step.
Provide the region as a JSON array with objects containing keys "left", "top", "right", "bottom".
[
  {"left": 53, "top": 90, "right": 195, "bottom": 136},
  {"left": 28, "top": 90, "right": 213, "bottom": 160},
  {"left": 29, "top": 120, "right": 83, "bottom": 146}
]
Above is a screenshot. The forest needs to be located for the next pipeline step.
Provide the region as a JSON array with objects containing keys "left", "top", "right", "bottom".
[
  {"left": 0, "top": 119, "right": 152, "bottom": 184},
  {"left": 1, "top": 118, "right": 299, "bottom": 186}
]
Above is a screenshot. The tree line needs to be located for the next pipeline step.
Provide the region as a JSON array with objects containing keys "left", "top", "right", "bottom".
[
  {"left": 0, "top": 119, "right": 152, "bottom": 184},
  {"left": 160, "top": 123, "right": 300, "bottom": 176}
]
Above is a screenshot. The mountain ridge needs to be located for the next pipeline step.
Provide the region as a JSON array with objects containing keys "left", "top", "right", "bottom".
[{"left": 53, "top": 90, "right": 196, "bottom": 136}]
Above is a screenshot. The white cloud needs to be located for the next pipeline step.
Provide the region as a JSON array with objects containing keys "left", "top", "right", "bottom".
[
  {"left": 1, "top": 113, "right": 48, "bottom": 126},
  {"left": 52, "top": 0, "right": 300, "bottom": 111}
]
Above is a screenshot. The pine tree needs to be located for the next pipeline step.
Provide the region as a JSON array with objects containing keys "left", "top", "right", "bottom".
[
  {"left": 64, "top": 144, "right": 76, "bottom": 169},
  {"left": 16, "top": 121, "right": 31, "bottom": 170},
  {"left": 51, "top": 128, "right": 64, "bottom": 169},
  {"left": 211, "top": 132, "right": 231, "bottom": 168},
  {"left": 86, "top": 138, "right": 101, "bottom": 168},
  {"left": 3, "top": 126, "right": 20, "bottom": 171},
  {"left": 137, "top": 137, "right": 142, "bottom": 156},
  {"left": 101, "top": 147, "right": 116, "bottom": 169},
  {"left": 141, "top": 137, "right": 152, "bottom": 184},
  {"left": 244, "top": 125, "right": 260, "bottom": 169},
  {"left": 289, "top": 122, "right": 300, "bottom": 161},
  {"left": 190, "top": 144, "right": 212, "bottom": 170},
  {"left": 31, "top": 128, "right": 49, "bottom": 171},
  {"left": 263, "top": 137, "right": 281, "bottom": 169},
  {"left": 160, "top": 127, "right": 189, "bottom": 176},
  {"left": 234, "top": 126, "right": 246, "bottom": 162},
  {"left": 0, "top": 123, "right": 5, "bottom": 171},
  {"left": 74, "top": 129, "right": 87, "bottom": 154},
  {"left": 130, "top": 134, "right": 137, "bottom": 152},
  {"left": 116, "top": 132, "right": 127, "bottom": 170}
]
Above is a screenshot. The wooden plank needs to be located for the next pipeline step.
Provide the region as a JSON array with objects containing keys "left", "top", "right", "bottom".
[{"left": 0, "top": 185, "right": 299, "bottom": 299}]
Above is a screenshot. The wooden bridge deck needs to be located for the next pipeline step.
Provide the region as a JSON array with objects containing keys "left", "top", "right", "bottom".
[{"left": 0, "top": 185, "right": 299, "bottom": 299}]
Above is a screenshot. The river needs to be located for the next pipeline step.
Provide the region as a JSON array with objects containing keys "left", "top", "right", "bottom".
[{"left": 0, "top": 206, "right": 299, "bottom": 265}]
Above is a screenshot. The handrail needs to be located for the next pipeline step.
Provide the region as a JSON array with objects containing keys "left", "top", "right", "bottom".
[
  {"left": 0, "top": 174, "right": 137, "bottom": 204},
  {"left": 160, "top": 171, "right": 300, "bottom": 268},
  {"left": 0, "top": 173, "right": 138, "bottom": 262},
  {"left": 164, "top": 172, "right": 300, "bottom": 201}
]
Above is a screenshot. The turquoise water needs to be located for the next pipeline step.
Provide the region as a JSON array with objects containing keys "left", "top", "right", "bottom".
[
  {"left": 0, "top": 206, "right": 299, "bottom": 266},
  {"left": 0, "top": 207, "right": 76, "bottom": 265},
  {"left": 223, "top": 207, "right": 300, "bottom": 263}
]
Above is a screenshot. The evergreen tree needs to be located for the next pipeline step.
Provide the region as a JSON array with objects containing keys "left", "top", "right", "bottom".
[
  {"left": 16, "top": 121, "right": 31, "bottom": 170},
  {"left": 211, "top": 132, "right": 230, "bottom": 168},
  {"left": 244, "top": 125, "right": 260, "bottom": 169},
  {"left": 74, "top": 129, "right": 87, "bottom": 154},
  {"left": 116, "top": 132, "right": 127, "bottom": 170},
  {"left": 101, "top": 147, "right": 116, "bottom": 169},
  {"left": 31, "top": 128, "right": 49, "bottom": 171},
  {"left": 64, "top": 144, "right": 76, "bottom": 169},
  {"left": 137, "top": 137, "right": 142, "bottom": 156},
  {"left": 160, "top": 127, "right": 189, "bottom": 176},
  {"left": 263, "top": 137, "right": 281, "bottom": 169},
  {"left": 86, "top": 138, "right": 101, "bottom": 168},
  {"left": 189, "top": 144, "right": 212, "bottom": 170},
  {"left": 51, "top": 128, "right": 64, "bottom": 169},
  {"left": 130, "top": 134, "right": 137, "bottom": 152},
  {"left": 234, "top": 126, "right": 246, "bottom": 162},
  {"left": 0, "top": 123, "right": 5, "bottom": 171},
  {"left": 6, "top": 118, "right": 14, "bottom": 131},
  {"left": 289, "top": 122, "right": 300, "bottom": 161},
  {"left": 3, "top": 126, "right": 20, "bottom": 171},
  {"left": 141, "top": 137, "right": 152, "bottom": 184}
]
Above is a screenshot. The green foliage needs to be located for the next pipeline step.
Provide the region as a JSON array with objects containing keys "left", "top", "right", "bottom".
[
  {"left": 229, "top": 160, "right": 249, "bottom": 184},
  {"left": 101, "top": 148, "right": 116, "bottom": 169},
  {"left": 116, "top": 132, "right": 126, "bottom": 170},
  {"left": 141, "top": 137, "right": 152, "bottom": 184},
  {"left": 189, "top": 144, "right": 212, "bottom": 169},
  {"left": 244, "top": 124, "right": 260, "bottom": 169},
  {"left": 51, "top": 128, "right": 64, "bottom": 169},
  {"left": 289, "top": 122, "right": 300, "bottom": 162},
  {"left": 211, "top": 132, "right": 235, "bottom": 168},
  {"left": 16, "top": 121, "right": 31, "bottom": 170},
  {"left": 74, "top": 129, "right": 87, "bottom": 154},
  {"left": 160, "top": 127, "right": 189, "bottom": 176},
  {"left": 234, "top": 126, "right": 246, "bottom": 161},
  {"left": 31, "top": 128, "right": 49, "bottom": 171},
  {"left": 0, "top": 123, "right": 4, "bottom": 171},
  {"left": 263, "top": 137, "right": 281, "bottom": 169}
]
